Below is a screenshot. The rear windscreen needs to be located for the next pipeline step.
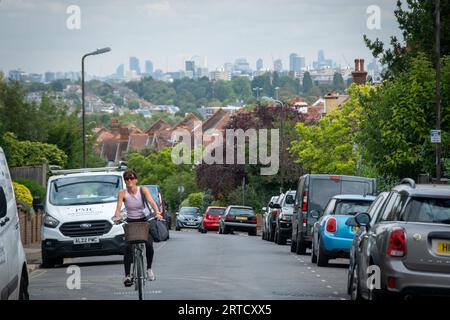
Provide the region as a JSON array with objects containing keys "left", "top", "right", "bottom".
[
  {"left": 209, "top": 208, "right": 225, "bottom": 215},
  {"left": 310, "top": 178, "right": 374, "bottom": 211},
  {"left": 229, "top": 208, "right": 255, "bottom": 216},
  {"left": 403, "top": 197, "right": 450, "bottom": 224},
  {"left": 334, "top": 200, "right": 373, "bottom": 215}
]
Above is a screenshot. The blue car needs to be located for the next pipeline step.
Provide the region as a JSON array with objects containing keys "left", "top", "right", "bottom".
[{"left": 311, "top": 194, "right": 376, "bottom": 267}]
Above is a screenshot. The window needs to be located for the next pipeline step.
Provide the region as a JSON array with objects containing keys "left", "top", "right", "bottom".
[
  {"left": 323, "top": 199, "right": 336, "bottom": 216},
  {"left": 379, "top": 192, "right": 402, "bottom": 222},
  {"left": 402, "top": 197, "right": 450, "bottom": 224},
  {"left": 0, "top": 187, "right": 7, "bottom": 219},
  {"left": 367, "top": 194, "right": 386, "bottom": 219},
  {"left": 333, "top": 200, "right": 373, "bottom": 216},
  {"left": 229, "top": 208, "right": 255, "bottom": 216}
]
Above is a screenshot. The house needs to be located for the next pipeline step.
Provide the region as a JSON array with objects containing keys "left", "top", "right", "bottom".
[{"left": 201, "top": 109, "right": 231, "bottom": 146}]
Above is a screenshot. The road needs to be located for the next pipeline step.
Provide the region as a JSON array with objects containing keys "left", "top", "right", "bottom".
[{"left": 29, "top": 230, "right": 350, "bottom": 300}]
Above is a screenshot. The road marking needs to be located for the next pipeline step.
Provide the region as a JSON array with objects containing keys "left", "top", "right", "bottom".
[
  {"left": 307, "top": 267, "right": 311, "bottom": 269},
  {"left": 321, "top": 279, "right": 326, "bottom": 282},
  {"left": 311, "top": 270, "right": 315, "bottom": 273},
  {"left": 340, "top": 298, "right": 346, "bottom": 301},
  {"left": 30, "top": 270, "right": 48, "bottom": 280},
  {"left": 333, "top": 291, "right": 339, "bottom": 295},
  {"left": 155, "top": 241, "right": 168, "bottom": 252},
  {"left": 327, "top": 285, "right": 332, "bottom": 289},
  {"left": 316, "top": 274, "right": 320, "bottom": 277}
]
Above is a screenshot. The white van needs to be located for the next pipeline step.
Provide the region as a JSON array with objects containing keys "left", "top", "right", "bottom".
[
  {"left": 41, "top": 167, "right": 127, "bottom": 267},
  {"left": 0, "top": 147, "right": 29, "bottom": 300}
]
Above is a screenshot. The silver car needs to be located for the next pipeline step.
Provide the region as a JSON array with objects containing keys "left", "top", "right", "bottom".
[
  {"left": 261, "top": 196, "right": 279, "bottom": 241},
  {"left": 348, "top": 179, "right": 450, "bottom": 300}
]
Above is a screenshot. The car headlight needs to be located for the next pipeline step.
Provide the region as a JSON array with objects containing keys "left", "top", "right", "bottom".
[
  {"left": 281, "top": 215, "right": 292, "bottom": 221},
  {"left": 44, "top": 214, "right": 60, "bottom": 228}
]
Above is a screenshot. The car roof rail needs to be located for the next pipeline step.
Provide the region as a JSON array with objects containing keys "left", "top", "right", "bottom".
[
  {"left": 49, "top": 164, "right": 128, "bottom": 176},
  {"left": 400, "top": 178, "right": 416, "bottom": 189}
]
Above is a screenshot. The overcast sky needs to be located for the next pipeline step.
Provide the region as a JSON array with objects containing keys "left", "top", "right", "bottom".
[{"left": 0, "top": 0, "right": 402, "bottom": 76}]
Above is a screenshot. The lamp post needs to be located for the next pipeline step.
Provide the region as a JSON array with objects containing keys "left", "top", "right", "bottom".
[
  {"left": 263, "top": 96, "right": 285, "bottom": 193},
  {"left": 81, "top": 47, "right": 111, "bottom": 168},
  {"left": 435, "top": 0, "right": 442, "bottom": 181},
  {"left": 253, "top": 87, "right": 263, "bottom": 101}
]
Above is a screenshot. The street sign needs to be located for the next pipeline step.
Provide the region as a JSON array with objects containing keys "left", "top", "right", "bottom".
[{"left": 430, "top": 129, "right": 441, "bottom": 143}]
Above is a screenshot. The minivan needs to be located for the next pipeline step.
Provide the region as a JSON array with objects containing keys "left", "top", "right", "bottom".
[
  {"left": 0, "top": 147, "right": 29, "bottom": 299},
  {"left": 41, "top": 167, "right": 127, "bottom": 267},
  {"left": 291, "top": 174, "right": 376, "bottom": 255}
]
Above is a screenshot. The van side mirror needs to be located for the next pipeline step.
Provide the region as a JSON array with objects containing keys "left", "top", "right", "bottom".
[
  {"left": 262, "top": 207, "right": 267, "bottom": 213},
  {"left": 355, "top": 212, "right": 371, "bottom": 227},
  {"left": 311, "top": 210, "right": 321, "bottom": 220},
  {"left": 175, "top": 212, "right": 179, "bottom": 215},
  {"left": 32, "top": 197, "right": 44, "bottom": 212}
]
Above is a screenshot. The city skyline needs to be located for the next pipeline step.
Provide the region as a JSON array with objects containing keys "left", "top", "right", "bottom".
[{"left": 0, "top": 0, "right": 400, "bottom": 76}]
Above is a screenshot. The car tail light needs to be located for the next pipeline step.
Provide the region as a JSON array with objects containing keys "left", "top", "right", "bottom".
[
  {"left": 330, "top": 175, "right": 341, "bottom": 181},
  {"left": 326, "top": 217, "right": 337, "bottom": 233},
  {"left": 388, "top": 228, "right": 406, "bottom": 257},
  {"left": 249, "top": 216, "right": 257, "bottom": 222},
  {"left": 302, "top": 218, "right": 307, "bottom": 227},
  {"left": 273, "top": 209, "right": 279, "bottom": 218},
  {"left": 388, "top": 277, "right": 395, "bottom": 289},
  {"left": 302, "top": 192, "right": 308, "bottom": 212}
]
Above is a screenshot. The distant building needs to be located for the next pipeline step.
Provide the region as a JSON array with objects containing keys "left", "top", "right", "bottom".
[
  {"left": 256, "top": 58, "right": 263, "bottom": 71},
  {"left": 234, "top": 58, "right": 251, "bottom": 74},
  {"left": 8, "top": 69, "right": 26, "bottom": 81},
  {"left": 224, "top": 63, "right": 233, "bottom": 73},
  {"left": 129, "top": 57, "right": 141, "bottom": 75},
  {"left": 145, "top": 60, "right": 154, "bottom": 75},
  {"left": 273, "top": 59, "right": 283, "bottom": 73},
  {"left": 30, "top": 73, "right": 43, "bottom": 83},
  {"left": 116, "top": 64, "right": 125, "bottom": 78},
  {"left": 45, "top": 72, "right": 56, "bottom": 83},
  {"left": 209, "top": 70, "right": 231, "bottom": 81},
  {"left": 289, "top": 53, "right": 302, "bottom": 72},
  {"left": 313, "top": 49, "right": 333, "bottom": 69},
  {"left": 185, "top": 60, "right": 196, "bottom": 76}
]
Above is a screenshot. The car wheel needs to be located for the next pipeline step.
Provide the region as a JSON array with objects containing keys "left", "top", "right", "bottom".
[
  {"left": 317, "top": 237, "right": 329, "bottom": 267},
  {"left": 274, "top": 229, "right": 278, "bottom": 243},
  {"left": 41, "top": 253, "right": 62, "bottom": 268},
  {"left": 350, "top": 263, "right": 363, "bottom": 301},
  {"left": 295, "top": 236, "right": 307, "bottom": 255},
  {"left": 248, "top": 229, "right": 257, "bottom": 236},
  {"left": 223, "top": 226, "right": 230, "bottom": 234},
  {"left": 290, "top": 234, "right": 297, "bottom": 252},
  {"left": 311, "top": 237, "right": 318, "bottom": 263},
  {"left": 175, "top": 224, "right": 181, "bottom": 231}
]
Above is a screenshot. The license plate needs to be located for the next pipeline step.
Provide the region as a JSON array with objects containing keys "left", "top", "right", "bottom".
[
  {"left": 437, "top": 241, "right": 450, "bottom": 255},
  {"left": 236, "top": 216, "right": 247, "bottom": 221},
  {"left": 73, "top": 237, "right": 100, "bottom": 244}
]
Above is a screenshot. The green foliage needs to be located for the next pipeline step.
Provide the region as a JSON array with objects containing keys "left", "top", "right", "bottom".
[
  {"left": 302, "top": 72, "right": 313, "bottom": 94},
  {"left": 227, "top": 185, "right": 262, "bottom": 211},
  {"left": 187, "top": 192, "right": 204, "bottom": 209},
  {"left": 13, "top": 178, "right": 46, "bottom": 201},
  {"left": 12, "top": 182, "right": 33, "bottom": 208},
  {"left": 2, "top": 132, "right": 68, "bottom": 167}
]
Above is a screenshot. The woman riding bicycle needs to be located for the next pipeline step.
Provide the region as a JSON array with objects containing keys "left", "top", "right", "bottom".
[{"left": 114, "top": 170, "right": 162, "bottom": 287}]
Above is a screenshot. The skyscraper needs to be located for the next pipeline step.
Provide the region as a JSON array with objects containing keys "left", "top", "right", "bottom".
[
  {"left": 256, "top": 58, "right": 263, "bottom": 71},
  {"left": 289, "top": 53, "right": 302, "bottom": 72},
  {"left": 185, "top": 60, "right": 195, "bottom": 73},
  {"left": 234, "top": 58, "right": 250, "bottom": 73},
  {"left": 129, "top": 57, "right": 141, "bottom": 75},
  {"left": 273, "top": 59, "right": 283, "bottom": 73},
  {"left": 116, "top": 64, "right": 124, "bottom": 78},
  {"left": 145, "top": 60, "right": 154, "bottom": 75}
]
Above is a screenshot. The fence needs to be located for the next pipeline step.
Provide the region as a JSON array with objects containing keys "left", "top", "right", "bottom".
[
  {"left": 18, "top": 208, "right": 43, "bottom": 246},
  {"left": 9, "top": 164, "right": 47, "bottom": 187}
]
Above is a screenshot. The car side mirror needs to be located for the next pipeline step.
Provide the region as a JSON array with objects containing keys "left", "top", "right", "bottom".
[
  {"left": 272, "top": 203, "right": 281, "bottom": 209},
  {"left": 262, "top": 207, "right": 267, "bottom": 213},
  {"left": 354, "top": 212, "right": 371, "bottom": 227},
  {"left": 32, "top": 197, "right": 44, "bottom": 212},
  {"left": 175, "top": 212, "right": 179, "bottom": 215},
  {"left": 311, "top": 210, "right": 321, "bottom": 220}
]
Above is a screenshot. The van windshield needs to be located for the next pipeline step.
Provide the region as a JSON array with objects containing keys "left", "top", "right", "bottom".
[{"left": 50, "top": 175, "right": 122, "bottom": 206}]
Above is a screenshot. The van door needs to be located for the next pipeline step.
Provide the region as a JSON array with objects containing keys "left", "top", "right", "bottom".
[
  {"left": 0, "top": 158, "right": 20, "bottom": 300},
  {"left": 292, "top": 177, "right": 305, "bottom": 242}
]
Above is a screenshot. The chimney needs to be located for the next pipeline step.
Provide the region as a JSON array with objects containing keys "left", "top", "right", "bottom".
[{"left": 352, "top": 58, "right": 368, "bottom": 86}]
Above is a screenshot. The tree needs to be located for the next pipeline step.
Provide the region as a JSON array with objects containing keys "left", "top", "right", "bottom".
[
  {"left": 302, "top": 72, "right": 313, "bottom": 94},
  {"left": 364, "top": 0, "right": 450, "bottom": 79},
  {"left": 333, "top": 72, "right": 345, "bottom": 91},
  {"left": 128, "top": 100, "right": 140, "bottom": 110}
]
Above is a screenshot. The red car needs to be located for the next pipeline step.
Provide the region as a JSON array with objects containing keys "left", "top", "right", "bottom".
[{"left": 200, "top": 207, "right": 226, "bottom": 232}]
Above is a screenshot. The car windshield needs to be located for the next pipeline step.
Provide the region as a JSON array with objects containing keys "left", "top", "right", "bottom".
[
  {"left": 209, "top": 208, "right": 225, "bottom": 215},
  {"left": 180, "top": 208, "right": 200, "bottom": 216},
  {"left": 403, "top": 197, "right": 450, "bottom": 224},
  {"left": 50, "top": 175, "right": 122, "bottom": 206},
  {"left": 229, "top": 208, "right": 254, "bottom": 216},
  {"left": 334, "top": 200, "right": 373, "bottom": 215}
]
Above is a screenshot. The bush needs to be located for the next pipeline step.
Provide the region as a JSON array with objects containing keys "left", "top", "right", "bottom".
[
  {"left": 14, "top": 178, "right": 46, "bottom": 201},
  {"left": 12, "top": 182, "right": 34, "bottom": 215}
]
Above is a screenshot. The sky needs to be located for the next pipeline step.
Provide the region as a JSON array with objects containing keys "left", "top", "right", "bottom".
[{"left": 0, "top": 0, "right": 402, "bottom": 76}]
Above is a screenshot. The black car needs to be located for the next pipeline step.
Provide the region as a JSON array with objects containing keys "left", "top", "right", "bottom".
[
  {"left": 291, "top": 174, "right": 377, "bottom": 255},
  {"left": 219, "top": 206, "right": 257, "bottom": 236}
]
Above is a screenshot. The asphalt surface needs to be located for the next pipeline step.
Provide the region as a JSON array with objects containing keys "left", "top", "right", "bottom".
[{"left": 29, "top": 230, "right": 350, "bottom": 300}]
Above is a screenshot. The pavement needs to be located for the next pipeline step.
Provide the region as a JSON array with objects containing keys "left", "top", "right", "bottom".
[
  {"left": 24, "top": 242, "right": 42, "bottom": 274},
  {"left": 28, "top": 229, "right": 350, "bottom": 300}
]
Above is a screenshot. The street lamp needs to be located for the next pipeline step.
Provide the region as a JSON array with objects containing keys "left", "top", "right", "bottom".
[
  {"left": 263, "top": 96, "right": 285, "bottom": 193},
  {"left": 81, "top": 47, "right": 111, "bottom": 168}
]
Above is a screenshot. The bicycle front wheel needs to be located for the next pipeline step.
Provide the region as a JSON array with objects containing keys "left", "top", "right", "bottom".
[{"left": 136, "top": 252, "right": 145, "bottom": 300}]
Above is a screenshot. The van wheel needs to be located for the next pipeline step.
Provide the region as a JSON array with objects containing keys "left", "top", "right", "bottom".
[
  {"left": 290, "top": 235, "right": 297, "bottom": 252},
  {"left": 42, "top": 255, "right": 63, "bottom": 268},
  {"left": 311, "top": 239, "right": 318, "bottom": 263},
  {"left": 296, "top": 237, "right": 307, "bottom": 255},
  {"left": 18, "top": 272, "right": 29, "bottom": 300}
]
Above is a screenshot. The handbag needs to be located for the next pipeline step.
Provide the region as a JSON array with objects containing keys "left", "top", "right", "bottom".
[{"left": 141, "top": 188, "right": 169, "bottom": 242}]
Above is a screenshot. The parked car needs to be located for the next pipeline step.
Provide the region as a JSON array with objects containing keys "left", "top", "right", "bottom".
[
  {"left": 0, "top": 147, "right": 29, "bottom": 300},
  {"left": 262, "top": 196, "right": 279, "bottom": 241},
  {"left": 266, "top": 195, "right": 285, "bottom": 242},
  {"left": 143, "top": 184, "right": 171, "bottom": 239},
  {"left": 219, "top": 206, "right": 257, "bottom": 236},
  {"left": 175, "top": 207, "right": 202, "bottom": 231},
  {"left": 41, "top": 166, "right": 127, "bottom": 268},
  {"left": 199, "top": 206, "right": 226, "bottom": 233},
  {"left": 273, "top": 190, "right": 296, "bottom": 245},
  {"left": 348, "top": 179, "right": 450, "bottom": 300},
  {"left": 347, "top": 192, "right": 389, "bottom": 297},
  {"left": 311, "top": 194, "right": 376, "bottom": 266},
  {"left": 291, "top": 174, "right": 377, "bottom": 255}
]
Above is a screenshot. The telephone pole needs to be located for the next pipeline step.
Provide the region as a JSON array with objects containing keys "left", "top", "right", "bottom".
[{"left": 435, "top": 0, "right": 442, "bottom": 180}]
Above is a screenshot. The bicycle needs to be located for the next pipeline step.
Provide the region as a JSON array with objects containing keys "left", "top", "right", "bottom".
[{"left": 118, "top": 215, "right": 156, "bottom": 300}]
